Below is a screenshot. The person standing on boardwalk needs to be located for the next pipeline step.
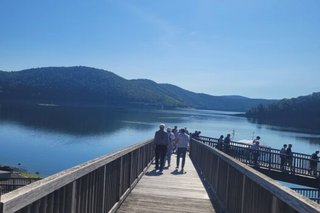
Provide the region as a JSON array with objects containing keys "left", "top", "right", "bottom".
[
  {"left": 286, "top": 144, "right": 293, "bottom": 173},
  {"left": 252, "top": 136, "right": 260, "bottom": 144},
  {"left": 224, "top": 134, "right": 231, "bottom": 154},
  {"left": 251, "top": 136, "right": 260, "bottom": 166},
  {"left": 154, "top": 123, "right": 169, "bottom": 172},
  {"left": 252, "top": 140, "right": 260, "bottom": 166},
  {"left": 280, "top": 144, "right": 287, "bottom": 171},
  {"left": 217, "top": 135, "right": 224, "bottom": 151},
  {"left": 166, "top": 127, "right": 175, "bottom": 168},
  {"left": 309, "top": 150, "right": 319, "bottom": 176},
  {"left": 172, "top": 126, "right": 179, "bottom": 153},
  {"left": 176, "top": 128, "right": 190, "bottom": 172}
]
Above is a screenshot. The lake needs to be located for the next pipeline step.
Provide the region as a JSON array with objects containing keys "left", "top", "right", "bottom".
[{"left": 0, "top": 104, "right": 320, "bottom": 177}]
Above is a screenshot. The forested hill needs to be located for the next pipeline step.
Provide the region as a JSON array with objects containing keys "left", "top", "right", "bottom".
[
  {"left": 246, "top": 92, "right": 320, "bottom": 128},
  {"left": 131, "top": 79, "right": 274, "bottom": 111},
  {"left": 0, "top": 66, "right": 274, "bottom": 111}
]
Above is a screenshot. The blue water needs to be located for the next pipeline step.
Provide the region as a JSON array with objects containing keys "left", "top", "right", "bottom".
[{"left": 0, "top": 105, "right": 319, "bottom": 177}]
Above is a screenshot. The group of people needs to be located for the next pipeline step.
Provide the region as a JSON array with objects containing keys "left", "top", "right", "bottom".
[
  {"left": 217, "top": 135, "right": 319, "bottom": 176},
  {"left": 153, "top": 124, "right": 190, "bottom": 173},
  {"left": 154, "top": 126, "right": 320, "bottom": 177},
  {"left": 280, "top": 144, "right": 319, "bottom": 176},
  {"left": 279, "top": 144, "right": 294, "bottom": 172},
  {"left": 216, "top": 134, "right": 232, "bottom": 154}
]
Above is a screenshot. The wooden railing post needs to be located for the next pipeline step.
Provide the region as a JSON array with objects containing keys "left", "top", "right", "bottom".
[
  {"left": 225, "top": 165, "right": 230, "bottom": 207},
  {"left": 240, "top": 175, "right": 246, "bottom": 213},
  {"left": 101, "top": 165, "right": 107, "bottom": 213},
  {"left": 215, "top": 157, "right": 220, "bottom": 190},
  {"left": 69, "top": 181, "right": 77, "bottom": 213},
  {"left": 137, "top": 148, "right": 141, "bottom": 175},
  {"left": 271, "top": 196, "right": 278, "bottom": 213},
  {"left": 118, "top": 156, "right": 123, "bottom": 202},
  {"left": 130, "top": 152, "right": 134, "bottom": 185},
  {"left": 268, "top": 151, "right": 272, "bottom": 174}
]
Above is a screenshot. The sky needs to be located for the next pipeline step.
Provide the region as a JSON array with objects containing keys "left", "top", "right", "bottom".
[{"left": 0, "top": 0, "right": 319, "bottom": 99}]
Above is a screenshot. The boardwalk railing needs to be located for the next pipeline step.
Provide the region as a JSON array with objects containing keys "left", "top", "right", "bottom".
[
  {"left": 0, "top": 139, "right": 154, "bottom": 213},
  {"left": 190, "top": 138, "right": 320, "bottom": 213},
  {"left": 291, "top": 188, "right": 320, "bottom": 204},
  {"left": 196, "top": 135, "right": 320, "bottom": 178},
  {"left": 0, "top": 178, "right": 41, "bottom": 195}
]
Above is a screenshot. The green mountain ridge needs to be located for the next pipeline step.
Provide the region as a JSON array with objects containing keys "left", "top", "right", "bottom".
[
  {"left": 0, "top": 66, "right": 275, "bottom": 111},
  {"left": 131, "top": 79, "right": 274, "bottom": 111}
]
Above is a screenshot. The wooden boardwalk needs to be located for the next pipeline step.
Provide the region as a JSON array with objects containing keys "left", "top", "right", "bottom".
[{"left": 117, "top": 154, "right": 215, "bottom": 213}]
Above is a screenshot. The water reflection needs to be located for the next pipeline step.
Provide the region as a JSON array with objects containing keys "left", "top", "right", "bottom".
[
  {"left": 0, "top": 104, "right": 213, "bottom": 137},
  {"left": 246, "top": 117, "right": 320, "bottom": 146},
  {"left": 1, "top": 104, "right": 319, "bottom": 145},
  {"left": 246, "top": 117, "right": 320, "bottom": 134},
  {"left": 0, "top": 104, "right": 172, "bottom": 135},
  {"left": 293, "top": 136, "right": 320, "bottom": 146}
]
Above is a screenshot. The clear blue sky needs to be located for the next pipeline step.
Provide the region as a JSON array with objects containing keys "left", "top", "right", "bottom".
[{"left": 1, "top": 0, "right": 319, "bottom": 99}]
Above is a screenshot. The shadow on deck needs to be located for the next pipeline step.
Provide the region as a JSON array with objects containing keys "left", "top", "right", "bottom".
[{"left": 117, "top": 154, "right": 216, "bottom": 213}]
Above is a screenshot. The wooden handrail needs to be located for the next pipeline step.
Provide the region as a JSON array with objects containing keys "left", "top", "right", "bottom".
[
  {"left": 196, "top": 135, "right": 320, "bottom": 178},
  {"left": 190, "top": 138, "right": 320, "bottom": 213},
  {"left": 0, "top": 178, "right": 41, "bottom": 195},
  {"left": 291, "top": 188, "right": 320, "bottom": 204},
  {"left": 0, "top": 139, "right": 154, "bottom": 213}
]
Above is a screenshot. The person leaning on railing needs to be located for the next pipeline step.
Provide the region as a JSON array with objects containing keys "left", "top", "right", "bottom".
[
  {"left": 309, "top": 150, "right": 319, "bottom": 176},
  {"left": 252, "top": 140, "right": 261, "bottom": 167},
  {"left": 286, "top": 144, "right": 294, "bottom": 173},
  {"left": 217, "top": 135, "right": 224, "bottom": 151},
  {"left": 224, "top": 134, "right": 231, "bottom": 154},
  {"left": 280, "top": 144, "right": 288, "bottom": 171}
]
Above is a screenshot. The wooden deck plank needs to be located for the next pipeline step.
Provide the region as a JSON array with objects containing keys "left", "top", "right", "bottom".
[{"left": 117, "top": 154, "right": 215, "bottom": 212}]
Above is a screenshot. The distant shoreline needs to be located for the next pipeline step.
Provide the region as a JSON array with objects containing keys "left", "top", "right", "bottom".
[
  {"left": 0, "top": 100, "right": 248, "bottom": 112},
  {"left": 0, "top": 165, "right": 42, "bottom": 179}
]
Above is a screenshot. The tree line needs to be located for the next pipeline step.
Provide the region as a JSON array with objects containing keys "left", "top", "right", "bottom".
[{"left": 246, "top": 92, "right": 320, "bottom": 130}]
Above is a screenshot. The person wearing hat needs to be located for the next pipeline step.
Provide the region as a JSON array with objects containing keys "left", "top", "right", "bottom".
[{"left": 154, "top": 123, "right": 169, "bottom": 172}]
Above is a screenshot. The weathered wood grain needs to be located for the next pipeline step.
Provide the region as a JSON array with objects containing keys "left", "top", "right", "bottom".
[{"left": 117, "top": 154, "right": 215, "bottom": 212}]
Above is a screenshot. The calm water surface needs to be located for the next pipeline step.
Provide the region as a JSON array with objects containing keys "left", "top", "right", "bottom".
[{"left": 0, "top": 104, "right": 320, "bottom": 177}]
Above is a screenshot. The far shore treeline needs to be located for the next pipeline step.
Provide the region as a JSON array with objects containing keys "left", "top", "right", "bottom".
[
  {"left": 0, "top": 66, "right": 274, "bottom": 111},
  {"left": 0, "top": 66, "right": 319, "bottom": 130},
  {"left": 246, "top": 92, "right": 320, "bottom": 130}
]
